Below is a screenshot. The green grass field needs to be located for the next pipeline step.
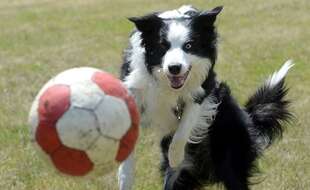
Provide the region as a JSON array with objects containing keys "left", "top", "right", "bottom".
[{"left": 0, "top": 0, "right": 309, "bottom": 189}]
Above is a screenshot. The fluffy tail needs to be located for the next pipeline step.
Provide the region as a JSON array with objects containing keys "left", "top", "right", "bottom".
[{"left": 245, "top": 60, "right": 294, "bottom": 149}]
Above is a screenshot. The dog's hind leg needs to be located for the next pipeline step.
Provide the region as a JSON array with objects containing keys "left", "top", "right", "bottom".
[{"left": 216, "top": 153, "right": 251, "bottom": 190}]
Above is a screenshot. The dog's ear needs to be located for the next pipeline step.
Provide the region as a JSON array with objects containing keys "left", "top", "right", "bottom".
[
  {"left": 193, "top": 6, "right": 223, "bottom": 27},
  {"left": 128, "top": 14, "right": 163, "bottom": 33}
]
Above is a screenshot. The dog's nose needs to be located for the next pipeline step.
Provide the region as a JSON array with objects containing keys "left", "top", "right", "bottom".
[{"left": 168, "top": 64, "right": 182, "bottom": 75}]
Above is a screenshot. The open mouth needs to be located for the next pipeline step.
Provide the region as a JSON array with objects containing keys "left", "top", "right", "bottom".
[{"left": 167, "top": 66, "right": 192, "bottom": 89}]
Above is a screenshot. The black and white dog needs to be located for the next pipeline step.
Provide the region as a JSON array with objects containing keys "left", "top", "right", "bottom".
[{"left": 118, "top": 5, "right": 293, "bottom": 190}]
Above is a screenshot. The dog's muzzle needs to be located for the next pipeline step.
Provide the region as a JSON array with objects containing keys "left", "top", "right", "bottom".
[{"left": 167, "top": 65, "right": 192, "bottom": 89}]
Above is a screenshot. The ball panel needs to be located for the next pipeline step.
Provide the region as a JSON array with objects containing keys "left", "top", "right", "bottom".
[
  {"left": 36, "top": 123, "right": 62, "bottom": 155},
  {"left": 36, "top": 85, "right": 70, "bottom": 154},
  {"left": 125, "top": 95, "right": 140, "bottom": 128},
  {"left": 70, "top": 81, "right": 105, "bottom": 110},
  {"left": 92, "top": 71, "right": 128, "bottom": 99},
  {"left": 94, "top": 96, "right": 131, "bottom": 139},
  {"left": 29, "top": 98, "right": 39, "bottom": 141},
  {"left": 54, "top": 67, "right": 101, "bottom": 86},
  {"left": 38, "top": 85, "right": 71, "bottom": 123},
  {"left": 86, "top": 136, "right": 119, "bottom": 174},
  {"left": 51, "top": 146, "right": 93, "bottom": 176},
  {"left": 56, "top": 108, "right": 99, "bottom": 150},
  {"left": 115, "top": 95, "right": 140, "bottom": 162}
]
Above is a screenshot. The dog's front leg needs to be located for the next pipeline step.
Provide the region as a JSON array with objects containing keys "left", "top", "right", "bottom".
[
  {"left": 118, "top": 152, "right": 135, "bottom": 190},
  {"left": 168, "top": 103, "right": 200, "bottom": 168}
]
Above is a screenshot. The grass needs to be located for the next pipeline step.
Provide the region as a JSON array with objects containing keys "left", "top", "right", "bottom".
[{"left": 0, "top": 0, "right": 309, "bottom": 189}]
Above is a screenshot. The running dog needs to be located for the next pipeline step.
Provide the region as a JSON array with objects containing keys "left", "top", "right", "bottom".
[{"left": 119, "top": 5, "right": 293, "bottom": 190}]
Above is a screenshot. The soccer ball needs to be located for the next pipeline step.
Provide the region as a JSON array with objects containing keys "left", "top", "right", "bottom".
[{"left": 28, "top": 67, "right": 139, "bottom": 177}]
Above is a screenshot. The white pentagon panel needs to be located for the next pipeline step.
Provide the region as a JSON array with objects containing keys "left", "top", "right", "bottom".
[
  {"left": 70, "top": 81, "right": 105, "bottom": 110},
  {"left": 86, "top": 136, "right": 119, "bottom": 175},
  {"left": 94, "top": 95, "right": 131, "bottom": 139},
  {"left": 53, "top": 67, "right": 101, "bottom": 86},
  {"left": 28, "top": 97, "right": 39, "bottom": 141},
  {"left": 56, "top": 107, "right": 99, "bottom": 150}
]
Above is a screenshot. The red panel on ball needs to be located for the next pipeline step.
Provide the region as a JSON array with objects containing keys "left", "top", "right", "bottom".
[
  {"left": 92, "top": 72, "right": 140, "bottom": 162},
  {"left": 116, "top": 95, "right": 140, "bottom": 162},
  {"left": 92, "top": 71, "right": 127, "bottom": 99},
  {"left": 36, "top": 85, "right": 71, "bottom": 154},
  {"left": 51, "top": 146, "right": 94, "bottom": 176},
  {"left": 36, "top": 123, "right": 62, "bottom": 155}
]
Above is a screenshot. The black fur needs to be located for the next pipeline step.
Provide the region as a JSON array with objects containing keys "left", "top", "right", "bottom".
[
  {"left": 162, "top": 79, "right": 292, "bottom": 190},
  {"left": 189, "top": 7, "right": 222, "bottom": 64},
  {"left": 245, "top": 80, "right": 292, "bottom": 147}
]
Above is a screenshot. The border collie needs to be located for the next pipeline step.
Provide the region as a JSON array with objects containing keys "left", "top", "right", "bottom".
[{"left": 118, "top": 5, "right": 293, "bottom": 190}]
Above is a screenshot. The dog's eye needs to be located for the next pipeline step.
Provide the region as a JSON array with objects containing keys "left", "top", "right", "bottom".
[{"left": 184, "top": 42, "right": 193, "bottom": 50}]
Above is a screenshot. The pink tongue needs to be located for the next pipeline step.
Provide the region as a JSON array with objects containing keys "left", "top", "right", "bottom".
[{"left": 170, "top": 76, "right": 184, "bottom": 88}]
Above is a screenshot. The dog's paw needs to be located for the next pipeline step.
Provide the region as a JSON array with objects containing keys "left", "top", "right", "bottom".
[{"left": 168, "top": 139, "right": 185, "bottom": 168}]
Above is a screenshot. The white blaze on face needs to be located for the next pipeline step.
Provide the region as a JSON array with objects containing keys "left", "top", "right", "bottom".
[
  {"left": 163, "top": 21, "right": 190, "bottom": 75},
  {"left": 158, "top": 5, "right": 197, "bottom": 19}
]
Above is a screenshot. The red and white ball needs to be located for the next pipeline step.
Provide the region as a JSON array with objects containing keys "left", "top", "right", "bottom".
[{"left": 28, "top": 67, "right": 139, "bottom": 177}]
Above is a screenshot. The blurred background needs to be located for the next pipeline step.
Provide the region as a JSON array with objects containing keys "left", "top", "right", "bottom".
[{"left": 0, "top": 0, "right": 309, "bottom": 189}]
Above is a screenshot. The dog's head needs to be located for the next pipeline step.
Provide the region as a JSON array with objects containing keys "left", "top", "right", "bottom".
[{"left": 129, "top": 5, "right": 222, "bottom": 90}]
